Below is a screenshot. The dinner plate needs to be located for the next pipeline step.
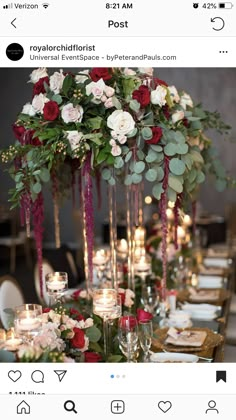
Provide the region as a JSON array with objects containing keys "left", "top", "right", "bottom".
[
  {"left": 150, "top": 352, "right": 199, "bottom": 363},
  {"left": 0, "top": 276, "right": 24, "bottom": 329}
]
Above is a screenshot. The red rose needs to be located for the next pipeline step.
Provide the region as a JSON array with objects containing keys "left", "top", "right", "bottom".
[
  {"left": 69, "top": 308, "right": 84, "bottom": 321},
  {"left": 43, "top": 307, "right": 51, "bottom": 313},
  {"left": 137, "top": 308, "right": 153, "bottom": 323},
  {"left": 12, "top": 124, "right": 26, "bottom": 141},
  {"left": 119, "top": 316, "right": 137, "bottom": 330},
  {"left": 183, "top": 118, "right": 190, "bottom": 128},
  {"left": 118, "top": 292, "right": 126, "bottom": 305},
  {"left": 33, "top": 76, "right": 49, "bottom": 97},
  {"left": 154, "top": 77, "right": 168, "bottom": 87},
  {"left": 43, "top": 100, "right": 59, "bottom": 121},
  {"left": 146, "top": 127, "right": 163, "bottom": 145},
  {"left": 84, "top": 352, "right": 102, "bottom": 363},
  {"left": 90, "top": 68, "right": 112, "bottom": 82},
  {"left": 132, "top": 85, "right": 150, "bottom": 107},
  {"left": 71, "top": 327, "right": 85, "bottom": 349}
]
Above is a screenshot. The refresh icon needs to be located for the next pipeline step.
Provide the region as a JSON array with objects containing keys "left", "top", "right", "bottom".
[{"left": 211, "top": 17, "right": 225, "bottom": 31}]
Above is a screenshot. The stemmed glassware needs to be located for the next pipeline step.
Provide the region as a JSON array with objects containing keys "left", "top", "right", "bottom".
[
  {"left": 118, "top": 316, "right": 139, "bottom": 363},
  {"left": 45, "top": 271, "right": 68, "bottom": 305},
  {"left": 141, "top": 283, "right": 159, "bottom": 314},
  {"left": 138, "top": 320, "right": 153, "bottom": 362}
]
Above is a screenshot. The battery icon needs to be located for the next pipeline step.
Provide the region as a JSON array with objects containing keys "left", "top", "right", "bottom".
[{"left": 219, "top": 2, "right": 233, "bottom": 7}]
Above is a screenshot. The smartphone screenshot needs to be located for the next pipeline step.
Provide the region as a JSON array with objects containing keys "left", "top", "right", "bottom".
[{"left": 0, "top": 0, "right": 235, "bottom": 418}]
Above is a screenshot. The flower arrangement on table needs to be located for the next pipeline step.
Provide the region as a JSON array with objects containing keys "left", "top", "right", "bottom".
[{"left": 0, "top": 67, "right": 233, "bottom": 298}]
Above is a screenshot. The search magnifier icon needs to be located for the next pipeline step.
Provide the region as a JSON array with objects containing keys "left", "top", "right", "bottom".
[{"left": 64, "top": 400, "right": 77, "bottom": 414}]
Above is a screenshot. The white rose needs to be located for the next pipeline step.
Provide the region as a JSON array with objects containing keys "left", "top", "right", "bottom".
[
  {"left": 172, "top": 110, "right": 185, "bottom": 123},
  {"left": 32, "top": 93, "right": 49, "bottom": 114},
  {"left": 29, "top": 67, "right": 48, "bottom": 84},
  {"left": 79, "top": 290, "right": 88, "bottom": 299},
  {"left": 138, "top": 67, "right": 153, "bottom": 76},
  {"left": 104, "top": 86, "right": 115, "bottom": 97},
  {"left": 86, "top": 79, "right": 106, "bottom": 104},
  {"left": 49, "top": 69, "right": 65, "bottom": 94},
  {"left": 151, "top": 85, "right": 167, "bottom": 106},
  {"left": 104, "top": 98, "right": 114, "bottom": 108},
  {"left": 84, "top": 318, "right": 94, "bottom": 328},
  {"left": 22, "top": 103, "right": 36, "bottom": 116},
  {"left": 117, "top": 134, "right": 127, "bottom": 144},
  {"left": 168, "top": 85, "right": 180, "bottom": 103},
  {"left": 110, "top": 139, "right": 121, "bottom": 156},
  {"left": 66, "top": 131, "right": 83, "bottom": 150},
  {"left": 61, "top": 103, "right": 84, "bottom": 123},
  {"left": 75, "top": 70, "right": 89, "bottom": 84},
  {"left": 124, "top": 68, "right": 136, "bottom": 76},
  {"left": 107, "top": 110, "right": 135, "bottom": 135},
  {"left": 180, "top": 92, "right": 193, "bottom": 110}
]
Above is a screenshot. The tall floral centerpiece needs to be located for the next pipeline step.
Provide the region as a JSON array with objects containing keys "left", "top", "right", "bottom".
[{"left": 0, "top": 67, "right": 232, "bottom": 298}]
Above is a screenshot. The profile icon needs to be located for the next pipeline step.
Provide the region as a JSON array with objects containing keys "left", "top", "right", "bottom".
[
  {"left": 205, "top": 400, "right": 219, "bottom": 414},
  {"left": 6, "top": 43, "right": 24, "bottom": 61}
]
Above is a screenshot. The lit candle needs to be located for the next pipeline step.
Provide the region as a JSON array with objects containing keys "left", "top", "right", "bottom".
[
  {"left": 166, "top": 208, "right": 174, "bottom": 221},
  {"left": 134, "top": 256, "right": 151, "bottom": 280},
  {"left": 0, "top": 329, "right": 6, "bottom": 342},
  {"left": 177, "top": 226, "right": 186, "bottom": 240},
  {"left": 134, "top": 226, "right": 146, "bottom": 248},
  {"left": 5, "top": 329, "right": 21, "bottom": 351},
  {"left": 46, "top": 273, "right": 67, "bottom": 291},
  {"left": 118, "top": 239, "right": 128, "bottom": 253},
  {"left": 183, "top": 214, "right": 192, "bottom": 227},
  {"left": 17, "top": 316, "right": 41, "bottom": 331},
  {"left": 93, "top": 289, "right": 117, "bottom": 317}
]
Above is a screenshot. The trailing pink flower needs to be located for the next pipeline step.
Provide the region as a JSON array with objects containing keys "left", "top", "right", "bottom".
[
  {"left": 160, "top": 155, "right": 169, "bottom": 301},
  {"left": 82, "top": 155, "right": 94, "bottom": 289},
  {"left": 173, "top": 194, "right": 182, "bottom": 250}
]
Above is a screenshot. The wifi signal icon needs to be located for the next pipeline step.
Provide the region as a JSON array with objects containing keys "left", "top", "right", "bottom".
[{"left": 42, "top": 3, "right": 49, "bottom": 8}]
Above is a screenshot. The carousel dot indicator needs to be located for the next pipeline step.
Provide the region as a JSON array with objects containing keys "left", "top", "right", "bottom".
[{"left": 110, "top": 374, "right": 115, "bottom": 379}]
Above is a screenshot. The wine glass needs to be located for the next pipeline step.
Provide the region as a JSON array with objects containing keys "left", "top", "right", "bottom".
[
  {"left": 138, "top": 320, "right": 153, "bottom": 362},
  {"left": 141, "top": 283, "right": 159, "bottom": 314},
  {"left": 118, "top": 316, "right": 139, "bottom": 363}
]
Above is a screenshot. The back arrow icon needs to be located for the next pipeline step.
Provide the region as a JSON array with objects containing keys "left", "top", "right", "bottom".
[
  {"left": 211, "top": 17, "right": 225, "bottom": 31},
  {"left": 11, "top": 18, "right": 17, "bottom": 28}
]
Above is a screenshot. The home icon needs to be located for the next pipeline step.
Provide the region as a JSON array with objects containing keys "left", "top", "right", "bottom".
[{"left": 17, "top": 400, "right": 30, "bottom": 414}]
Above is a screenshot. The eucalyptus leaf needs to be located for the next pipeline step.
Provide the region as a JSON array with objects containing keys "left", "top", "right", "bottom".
[
  {"left": 190, "top": 150, "right": 204, "bottom": 164},
  {"left": 142, "top": 127, "right": 153, "bottom": 140},
  {"left": 181, "top": 153, "right": 193, "bottom": 170},
  {"left": 152, "top": 183, "right": 164, "bottom": 200},
  {"left": 85, "top": 325, "right": 101, "bottom": 342},
  {"left": 32, "top": 182, "right": 41, "bottom": 194},
  {"left": 176, "top": 143, "right": 188, "bottom": 155},
  {"left": 169, "top": 158, "right": 186, "bottom": 176},
  {"left": 134, "top": 161, "right": 145, "bottom": 174},
  {"left": 145, "top": 149, "right": 158, "bottom": 163},
  {"left": 150, "top": 144, "right": 163, "bottom": 152},
  {"left": 112, "top": 96, "right": 122, "bottom": 110},
  {"left": 127, "top": 127, "right": 138, "bottom": 138},
  {"left": 196, "top": 171, "right": 205, "bottom": 184},
  {"left": 102, "top": 168, "right": 111, "bottom": 181},
  {"left": 145, "top": 168, "right": 157, "bottom": 182},
  {"left": 156, "top": 167, "right": 165, "bottom": 181},
  {"left": 125, "top": 151, "right": 132, "bottom": 163},
  {"left": 108, "top": 177, "right": 116, "bottom": 185},
  {"left": 51, "top": 94, "right": 63, "bottom": 105},
  {"left": 188, "top": 168, "right": 197, "bottom": 184},
  {"left": 174, "top": 131, "right": 186, "bottom": 144},
  {"left": 39, "top": 168, "right": 50, "bottom": 183},
  {"left": 114, "top": 156, "right": 124, "bottom": 169},
  {"left": 164, "top": 143, "right": 177, "bottom": 156},
  {"left": 137, "top": 150, "right": 145, "bottom": 160},
  {"left": 168, "top": 175, "right": 183, "bottom": 193},
  {"left": 131, "top": 173, "right": 142, "bottom": 184},
  {"left": 87, "top": 116, "right": 103, "bottom": 130},
  {"left": 124, "top": 174, "right": 132, "bottom": 185},
  {"left": 129, "top": 99, "right": 140, "bottom": 112},
  {"left": 167, "top": 187, "right": 177, "bottom": 202}
]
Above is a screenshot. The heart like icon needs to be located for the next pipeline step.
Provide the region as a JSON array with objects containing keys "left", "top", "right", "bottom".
[
  {"left": 158, "top": 401, "right": 172, "bottom": 413},
  {"left": 8, "top": 370, "right": 22, "bottom": 382}
]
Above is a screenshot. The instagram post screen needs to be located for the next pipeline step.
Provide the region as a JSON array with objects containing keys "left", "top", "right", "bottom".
[{"left": 0, "top": 1, "right": 236, "bottom": 418}]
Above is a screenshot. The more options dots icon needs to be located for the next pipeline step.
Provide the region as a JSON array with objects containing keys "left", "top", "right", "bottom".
[{"left": 111, "top": 400, "right": 125, "bottom": 414}]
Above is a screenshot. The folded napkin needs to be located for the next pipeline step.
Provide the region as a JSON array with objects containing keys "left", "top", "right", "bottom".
[
  {"left": 189, "top": 288, "right": 220, "bottom": 301},
  {"left": 166, "top": 328, "right": 207, "bottom": 347},
  {"left": 198, "top": 275, "right": 223, "bottom": 289},
  {"left": 203, "top": 257, "right": 230, "bottom": 269},
  {"left": 181, "top": 303, "right": 217, "bottom": 319},
  {"left": 207, "top": 248, "right": 229, "bottom": 258}
]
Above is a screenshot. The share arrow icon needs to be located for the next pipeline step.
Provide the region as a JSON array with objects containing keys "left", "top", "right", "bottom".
[{"left": 54, "top": 370, "right": 67, "bottom": 382}]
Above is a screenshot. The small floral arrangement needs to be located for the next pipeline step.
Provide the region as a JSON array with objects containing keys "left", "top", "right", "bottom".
[
  {"left": 17, "top": 307, "right": 102, "bottom": 362},
  {"left": 0, "top": 67, "right": 233, "bottom": 295}
]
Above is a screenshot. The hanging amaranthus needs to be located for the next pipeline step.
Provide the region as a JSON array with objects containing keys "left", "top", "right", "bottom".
[
  {"left": 173, "top": 193, "right": 183, "bottom": 249},
  {"left": 51, "top": 172, "right": 61, "bottom": 249},
  {"left": 160, "top": 155, "right": 170, "bottom": 301}
]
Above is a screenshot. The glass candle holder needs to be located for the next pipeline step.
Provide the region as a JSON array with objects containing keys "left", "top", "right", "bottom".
[
  {"left": 14, "top": 304, "right": 42, "bottom": 343},
  {"left": 45, "top": 271, "right": 68, "bottom": 305},
  {"left": 93, "top": 289, "right": 121, "bottom": 359}
]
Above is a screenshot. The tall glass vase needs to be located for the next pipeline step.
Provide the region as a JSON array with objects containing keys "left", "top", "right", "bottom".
[
  {"left": 126, "top": 183, "right": 136, "bottom": 291},
  {"left": 108, "top": 178, "right": 118, "bottom": 289}
]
